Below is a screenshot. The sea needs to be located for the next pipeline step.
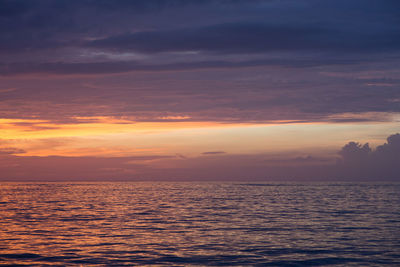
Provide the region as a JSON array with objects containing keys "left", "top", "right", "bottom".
[{"left": 0, "top": 182, "right": 399, "bottom": 266}]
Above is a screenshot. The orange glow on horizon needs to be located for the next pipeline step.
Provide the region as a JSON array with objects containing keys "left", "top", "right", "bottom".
[
  {"left": 1, "top": 116, "right": 399, "bottom": 158},
  {"left": 0, "top": 117, "right": 313, "bottom": 140}
]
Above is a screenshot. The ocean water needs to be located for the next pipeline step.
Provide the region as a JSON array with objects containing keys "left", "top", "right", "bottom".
[{"left": 0, "top": 182, "right": 399, "bottom": 266}]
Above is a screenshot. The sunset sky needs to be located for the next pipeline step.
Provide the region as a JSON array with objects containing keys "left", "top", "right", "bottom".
[{"left": 0, "top": 0, "right": 399, "bottom": 180}]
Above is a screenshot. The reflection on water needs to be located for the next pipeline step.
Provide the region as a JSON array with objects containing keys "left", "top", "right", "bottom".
[{"left": 0, "top": 182, "right": 399, "bottom": 266}]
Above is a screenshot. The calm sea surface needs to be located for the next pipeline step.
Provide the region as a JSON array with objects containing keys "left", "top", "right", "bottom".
[{"left": 0, "top": 182, "right": 399, "bottom": 266}]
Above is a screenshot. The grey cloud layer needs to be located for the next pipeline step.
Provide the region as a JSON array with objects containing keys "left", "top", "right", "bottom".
[
  {"left": 0, "top": 0, "right": 400, "bottom": 123},
  {"left": 1, "top": 62, "right": 399, "bottom": 123},
  {"left": 88, "top": 23, "right": 400, "bottom": 55},
  {"left": 1, "top": 0, "right": 399, "bottom": 67}
]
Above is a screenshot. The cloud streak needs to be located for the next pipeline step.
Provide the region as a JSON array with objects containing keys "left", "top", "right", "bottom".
[
  {"left": 88, "top": 22, "right": 400, "bottom": 55},
  {"left": 0, "top": 57, "right": 370, "bottom": 76},
  {"left": 202, "top": 151, "right": 226, "bottom": 155}
]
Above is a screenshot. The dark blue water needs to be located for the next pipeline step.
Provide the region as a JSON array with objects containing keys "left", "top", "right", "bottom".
[{"left": 0, "top": 182, "right": 399, "bottom": 266}]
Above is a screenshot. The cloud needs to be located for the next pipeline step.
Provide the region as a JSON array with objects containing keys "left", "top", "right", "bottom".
[
  {"left": 0, "top": 55, "right": 376, "bottom": 76},
  {"left": 1, "top": 65, "right": 399, "bottom": 124},
  {"left": 0, "top": 0, "right": 252, "bottom": 56},
  {"left": 0, "top": 153, "right": 177, "bottom": 180},
  {"left": 88, "top": 22, "right": 400, "bottom": 55},
  {"left": 0, "top": 0, "right": 399, "bottom": 126},
  {"left": 339, "top": 142, "right": 371, "bottom": 162},
  {"left": 0, "top": 147, "right": 26, "bottom": 155},
  {"left": 337, "top": 133, "right": 400, "bottom": 180},
  {"left": 1, "top": 0, "right": 399, "bottom": 68},
  {"left": 0, "top": 152, "right": 330, "bottom": 181},
  {"left": 0, "top": 134, "right": 398, "bottom": 181},
  {"left": 202, "top": 151, "right": 226, "bottom": 155}
]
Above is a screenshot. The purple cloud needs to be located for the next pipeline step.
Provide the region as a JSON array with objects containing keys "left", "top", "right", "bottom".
[{"left": 337, "top": 134, "right": 400, "bottom": 180}]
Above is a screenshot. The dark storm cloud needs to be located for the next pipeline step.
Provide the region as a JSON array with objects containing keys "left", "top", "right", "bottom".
[
  {"left": 0, "top": 0, "right": 254, "bottom": 55},
  {"left": 1, "top": 0, "right": 399, "bottom": 59},
  {"left": 0, "top": 0, "right": 154, "bottom": 53}
]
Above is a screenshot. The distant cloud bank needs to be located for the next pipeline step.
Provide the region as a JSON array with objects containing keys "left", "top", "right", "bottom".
[
  {"left": 337, "top": 133, "right": 400, "bottom": 180},
  {"left": 0, "top": 134, "right": 398, "bottom": 181}
]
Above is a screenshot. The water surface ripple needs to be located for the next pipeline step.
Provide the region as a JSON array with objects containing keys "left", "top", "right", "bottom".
[{"left": 0, "top": 182, "right": 399, "bottom": 266}]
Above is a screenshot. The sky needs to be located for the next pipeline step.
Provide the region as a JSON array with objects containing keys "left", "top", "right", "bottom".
[{"left": 0, "top": 0, "right": 399, "bottom": 181}]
